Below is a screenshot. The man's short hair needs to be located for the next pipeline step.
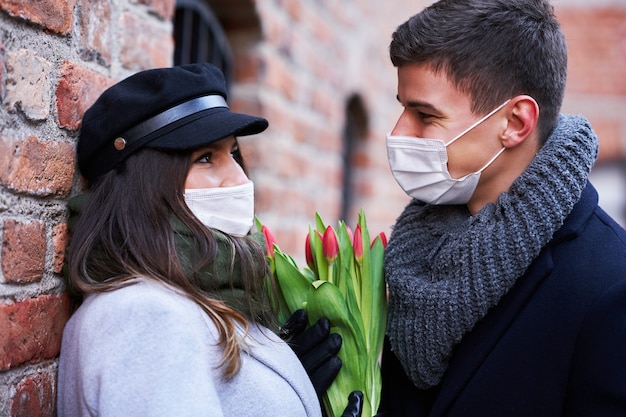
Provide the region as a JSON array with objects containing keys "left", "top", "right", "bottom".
[{"left": 390, "top": 0, "right": 567, "bottom": 143}]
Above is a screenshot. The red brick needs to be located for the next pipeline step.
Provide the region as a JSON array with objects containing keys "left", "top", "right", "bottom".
[
  {"left": 265, "top": 59, "right": 298, "bottom": 102},
  {"left": 52, "top": 222, "right": 69, "bottom": 275},
  {"left": 0, "top": 41, "right": 5, "bottom": 98},
  {"left": 77, "top": 0, "right": 112, "bottom": 66},
  {"left": 9, "top": 373, "right": 54, "bottom": 417},
  {"left": 56, "top": 61, "right": 115, "bottom": 131},
  {"left": 0, "top": 293, "right": 71, "bottom": 370},
  {"left": 1, "top": 219, "right": 46, "bottom": 284},
  {"left": 120, "top": 12, "right": 173, "bottom": 71},
  {"left": 133, "top": 0, "right": 175, "bottom": 20},
  {"left": 0, "top": 0, "right": 77, "bottom": 35},
  {"left": 558, "top": 6, "right": 626, "bottom": 95},
  {"left": 282, "top": 0, "right": 302, "bottom": 22},
  {"left": 233, "top": 52, "right": 264, "bottom": 83},
  {"left": 0, "top": 135, "right": 75, "bottom": 196},
  {"left": 5, "top": 49, "right": 52, "bottom": 121}
]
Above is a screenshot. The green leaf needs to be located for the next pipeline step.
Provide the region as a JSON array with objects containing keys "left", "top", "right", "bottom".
[
  {"left": 273, "top": 249, "right": 313, "bottom": 316},
  {"left": 315, "top": 212, "right": 327, "bottom": 234},
  {"left": 306, "top": 281, "right": 370, "bottom": 417},
  {"left": 309, "top": 225, "right": 328, "bottom": 282}
]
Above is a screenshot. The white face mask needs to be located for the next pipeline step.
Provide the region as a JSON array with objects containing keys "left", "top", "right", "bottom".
[
  {"left": 183, "top": 181, "right": 254, "bottom": 237},
  {"left": 386, "top": 100, "right": 510, "bottom": 205}
]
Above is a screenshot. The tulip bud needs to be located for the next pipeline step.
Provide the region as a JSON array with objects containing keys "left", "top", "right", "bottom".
[
  {"left": 305, "top": 232, "right": 315, "bottom": 270},
  {"left": 379, "top": 232, "right": 388, "bottom": 248},
  {"left": 345, "top": 224, "right": 354, "bottom": 242},
  {"left": 353, "top": 224, "right": 364, "bottom": 264},
  {"left": 370, "top": 231, "right": 388, "bottom": 249},
  {"left": 261, "top": 225, "right": 276, "bottom": 258},
  {"left": 322, "top": 225, "right": 339, "bottom": 264}
]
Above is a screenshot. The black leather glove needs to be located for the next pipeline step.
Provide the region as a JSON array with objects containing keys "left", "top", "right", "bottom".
[
  {"left": 281, "top": 309, "right": 343, "bottom": 397},
  {"left": 341, "top": 391, "right": 364, "bottom": 417}
]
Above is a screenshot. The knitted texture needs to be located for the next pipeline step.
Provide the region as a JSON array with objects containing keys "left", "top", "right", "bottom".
[{"left": 384, "top": 115, "right": 599, "bottom": 389}]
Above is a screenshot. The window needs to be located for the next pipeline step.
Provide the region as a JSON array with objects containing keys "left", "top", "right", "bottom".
[
  {"left": 341, "top": 95, "right": 369, "bottom": 222},
  {"left": 173, "top": 0, "right": 233, "bottom": 89}
]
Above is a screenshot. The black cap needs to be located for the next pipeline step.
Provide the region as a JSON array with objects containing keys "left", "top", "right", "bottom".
[{"left": 77, "top": 63, "right": 268, "bottom": 183}]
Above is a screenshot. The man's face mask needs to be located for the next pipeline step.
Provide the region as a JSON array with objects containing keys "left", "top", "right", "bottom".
[{"left": 386, "top": 100, "right": 510, "bottom": 205}]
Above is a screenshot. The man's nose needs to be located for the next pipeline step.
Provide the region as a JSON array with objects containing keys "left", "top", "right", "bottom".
[{"left": 390, "top": 109, "right": 416, "bottom": 136}]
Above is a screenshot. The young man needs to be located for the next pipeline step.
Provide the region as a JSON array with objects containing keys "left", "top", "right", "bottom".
[{"left": 379, "top": 1, "right": 626, "bottom": 416}]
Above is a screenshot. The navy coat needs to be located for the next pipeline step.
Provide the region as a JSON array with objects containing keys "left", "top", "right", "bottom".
[{"left": 379, "top": 183, "right": 626, "bottom": 417}]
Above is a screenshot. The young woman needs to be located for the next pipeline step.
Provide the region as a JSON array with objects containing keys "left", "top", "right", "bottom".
[{"left": 57, "top": 63, "right": 361, "bottom": 417}]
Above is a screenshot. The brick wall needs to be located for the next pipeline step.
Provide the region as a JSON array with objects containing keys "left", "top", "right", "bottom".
[
  {"left": 0, "top": 0, "right": 175, "bottom": 415},
  {"left": 557, "top": 3, "right": 626, "bottom": 162},
  {"left": 556, "top": 1, "right": 626, "bottom": 225},
  {"left": 0, "top": 0, "right": 624, "bottom": 415}
]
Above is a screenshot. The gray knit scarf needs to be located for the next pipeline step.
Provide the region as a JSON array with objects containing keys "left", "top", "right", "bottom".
[{"left": 384, "top": 114, "right": 599, "bottom": 389}]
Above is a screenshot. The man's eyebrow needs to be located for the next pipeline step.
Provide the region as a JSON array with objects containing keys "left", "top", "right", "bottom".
[{"left": 396, "top": 95, "right": 441, "bottom": 113}]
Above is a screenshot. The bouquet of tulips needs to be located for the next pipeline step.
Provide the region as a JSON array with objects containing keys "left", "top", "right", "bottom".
[{"left": 257, "top": 210, "right": 387, "bottom": 417}]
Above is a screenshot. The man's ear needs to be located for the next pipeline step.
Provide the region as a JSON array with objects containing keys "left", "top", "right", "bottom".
[{"left": 501, "top": 95, "right": 539, "bottom": 148}]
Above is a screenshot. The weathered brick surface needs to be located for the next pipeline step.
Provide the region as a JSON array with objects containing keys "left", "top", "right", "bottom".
[
  {"left": 120, "top": 12, "right": 174, "bottom": 71},
  {"left": 0, "top": 0, "right": 77, "bottom": 34},
  {"left": 132, "top": 0, "right": 175, "bottom": 20},
  {"left": 0, "top": 135, "right": 75, "bottom": 197},
  {"left": 77, "top": 0, "right": 112, "bottom": 66},
  {"left": 56, "top": 61, "right": 115, "bottom": 131},
  {"left": 51, "top": 222, "right": 69, "bottom": 275},
  {"left": 0, "top": 41, "right": 5, "bottom": 99},
  {"left": 5, "top": 50, "right": 52, "bottom": 121},
  {"left": 9, "top": 372, "right": 54, "bottom": 417},
  {"left": 0, "top": 293, "right": 71, "bottom": 370},
  {"left": 0, "top": 0, "right": 175, "bottom": 414},
  {"left": 1, "top": 219, "right": 46, "bottom": 284}
]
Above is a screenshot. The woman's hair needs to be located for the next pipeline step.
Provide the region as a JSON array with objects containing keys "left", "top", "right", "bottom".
[
  {"left": 66, "top": 146, "right": 275, "bottom": 378},
  {"left": 390, "top": 0, "right": 567, "bottom": 143}
]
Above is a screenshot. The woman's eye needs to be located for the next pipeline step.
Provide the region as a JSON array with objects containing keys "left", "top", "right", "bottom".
[
  {"left": 230, "top": 146, "right": 240, "bottom": 157},
  {"left": 196, "top": 152, "right": 212, "bottom": 163}
]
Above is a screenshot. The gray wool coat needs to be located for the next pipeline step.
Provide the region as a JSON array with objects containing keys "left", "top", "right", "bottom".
[{"left": 57, "top": 278, "right": 322, "bottom": 417}]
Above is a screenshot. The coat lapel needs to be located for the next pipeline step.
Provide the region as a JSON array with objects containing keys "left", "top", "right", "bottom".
[{"left": 428, "top": 250, "right": 555, "bottom": 417}]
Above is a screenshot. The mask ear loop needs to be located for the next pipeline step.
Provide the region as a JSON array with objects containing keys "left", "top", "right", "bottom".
[
  {"left": 477, "top": 146, "right": 506, "bottom": 173},
  {"left": 445, "top": 99, "right": 512, "bottom": 148}
]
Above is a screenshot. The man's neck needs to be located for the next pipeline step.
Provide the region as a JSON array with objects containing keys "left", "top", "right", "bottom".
[{"left": 467, "top": 137, "right": 540, "bottom": 215}]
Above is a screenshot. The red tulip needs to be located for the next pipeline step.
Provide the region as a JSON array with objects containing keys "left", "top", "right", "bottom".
[
  {"left": 353, "top": 224, "right": 364, "bottom": 264},
  {"left": 305, "top": 232, "right": 315, "bottom": 270},
  {"left": 371, "top": 231, "right": 388, "bottom": 249},
  {"left": 380, "top": 232, "right": 388, "bottom": 248},
  {"left": 261, "top": 225, "right": 276, "bottom": 258},
  {"left": 345, "top": 224, "right": 354, "bottom": 242},
  {"left": 322, "top": 225, "right": 339, "bottom": 264}
]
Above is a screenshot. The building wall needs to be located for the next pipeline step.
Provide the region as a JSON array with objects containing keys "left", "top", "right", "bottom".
[
  {"left": 0, "top": 0, "right": 624, "bottom": 415},
  {"left": 556, "top": 0, "right": 626, "bottom": 226}
]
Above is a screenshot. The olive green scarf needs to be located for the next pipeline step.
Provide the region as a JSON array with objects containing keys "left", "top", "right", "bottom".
[{"left": 66, "top": 194, "right": 270, "bottom": 321}]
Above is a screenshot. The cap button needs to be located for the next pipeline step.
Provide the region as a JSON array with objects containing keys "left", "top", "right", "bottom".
[{"left": 114, "top": 137, "right": 127, "bottom": 151}]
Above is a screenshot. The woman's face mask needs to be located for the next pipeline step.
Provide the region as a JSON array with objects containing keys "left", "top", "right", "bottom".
[
  {"left": 386, "top": 100, "right": 510, "bottom": 205},
  {"left": 183, "top": 181, "right": 254, "bottom": 237}
]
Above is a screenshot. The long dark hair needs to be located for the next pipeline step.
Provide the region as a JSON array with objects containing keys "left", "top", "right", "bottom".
[{"left": 67, "top": 147, "right": 275, "bottom": 378}]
